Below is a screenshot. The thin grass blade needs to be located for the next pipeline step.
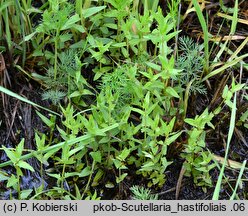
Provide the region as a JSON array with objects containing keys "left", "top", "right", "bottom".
[{"left": 213, "top": 92, "right": 237, "bottom": 200}]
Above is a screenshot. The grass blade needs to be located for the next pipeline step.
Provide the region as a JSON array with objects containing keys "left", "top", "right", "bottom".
[
  {"left": 230, "top": 160, "right": 247, "bottom": 200},
  {"left": 212, "top": 92, "right": 237, "bottom": 200},
  {"left": 192, "top": 0, "right": 209, "bottom": 72},
  {"left": 202, "top": 53, "right": 248, "bottom": 81},
  {"left": 230, "top": 0, "right": 238, "bottom": 35},
  {"left": 0, "top": 85, "right": 59, "bottom": 116}
]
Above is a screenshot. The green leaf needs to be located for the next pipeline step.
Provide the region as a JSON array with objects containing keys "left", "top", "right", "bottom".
[
  {"left": 113, "top": 159, "right": 122, "bottom": 169},
  {"left": 121, "top": 47, "right": 129, "bottom": 58},
  {"left": 143, "top": 151, "right": 154, "bottom": 160},
  {"left": 21, "top": 189, "right": 33, "bottom": 199},
  {"left": 112, "top": 42, "right": 126, "bottom": 48},
  {"left": 116, "top": 173, "right": 128, "bottom": 183},
  {"left": 69, "top": 144, "right": 87, "bottom": 156},
  {"left": 147, "top": 102, "right": 159, "bottom": 115},
  {"left": 132, "top": 107, "right": 145, "bottom": 115},
  {"left": 34, "top": 153, "right": 49, "bottom": 166},
  {"left": 141, "top": 161, "right": 155, "bottom": 169},
  {"left": 184, "top": 118, "right": 197, "bottom": 127},
  {"left": 64, "top": 172, "right": 80, "bottom": 178},
  {"left": 79, "top": 166, "right": 91, "bottom": 177},
  {"left": 47, "top": 173, "right": 61, "bottom": 180},
  {"left": 165, "top": 87, "right": 180, "bottom": 98},
  {"left": 0, "top": 1, "right": 14, "bottom": 12},
  {"left": 16, "top": 139, "right": 25, "bottom": 157},
  {"left": 90, "top": 151, "right": 102, "bottom": 163},
  {"left": 0, "top": 172, "right": 9, "bottom": 181},
  {"left": 104, "top": 23, "right": 117, "bottom": 30},
  {"left": 167, "top": 117, "right": 176, "bottom": 135},
  {"left": 0, "top": 124, "right": 119, "bottom": 168},
  {"left": 231, "top": 83, "right": 245, "bottom": 93},
  {"left": 117, "top": 148, "right": 130, "bottom": 161},
  {"left": 81, "top": 89, "right": 94, "bottom": 96},
  {"left": 36, "top": 111, "right": 54, "bottom": 128},
  {"left": 105, "top": 182, "right": 115, "bottom": 188},
  {"left": 203, "top": 54, "right": 248, "bottom": 81},
  {"left": 2, "top": 146, "right": 18, "bottom": 164},
  {"left": 61, "top": 14, "right": 81, "bottom": 30},
  {"left": 59, "top": 33, "right": 73, "bottom": 43},
  {"left": 75, "top": 184, "right": 81, "bottom": 199},
  {"left": 43, "top": 147, "right": 61, "bottom": 161},
  {"left": 145, "top": 62, "right": 161, "bottom": 71},
  {"left": 7, "top": 175, "right": 18, "bottom": 188},
  {"left": 92, "top": 169, "right": 104, "bottom": 186},
  {"left": 35, "top": 133, "right": 46, "bottom": 151},
  {"left": 82, "top": 6, "right": 106, "bottom": 18},
  {"left": 72, "top": 24, "right": 86, "bottom": 33},
  {"left": 161, "top": 157, "right": 172, "bottom": 169},
  {"left": 165, "top": 131, "right": 182, "bottom": 145},
  {"left": 24, "top": 32, "right": 37, "bottom": 41},
  {"left": 222, "top": 85, "right": 229, "bottom": 99},
  {"left": 144, "top": 92, "right": 150, "bottom": 110},
  {"left": 17, "top": 161, "right": 35, "bottom": 172}
]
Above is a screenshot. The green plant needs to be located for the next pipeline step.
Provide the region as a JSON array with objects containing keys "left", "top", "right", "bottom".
[
  {"left": 26, "top": 1, "right": 84, "bottom": 76},
  {"left": 3, "top": 0, "right": 246, "bottom": 201},
  {"left": 192, "top": 0, "right": 209, "bottom": 72},
  {"left": 177, "top": 36, "right": 206, "bottom": 95},
  {"left": 236, "top": 84, "right": 248, "bottom": 129},
  {"left": 181, "top": 108, "right": 216, "bottom": 190},
  {"left": 130, "top": 185, "right": 158, "bottom": 200},
  {"left": 0, "top": 103, "right": 119, "bottom": 199},
  {"left": 40, "top": 49, "right": 94, "bottom": 106},
  {"left": 1, "top": 139, "right": 34, "bottom": 199},
  {"left": 213, "top": 79, "right": 246, "bottom": 199},
  {"left": 237, "top": 97, "right": 248, "bottom": 129},
  {"left": 0, "top": 0, "right": 34, "bottom": 66},
  {"left": 42, "top": 89, "right": 66, "bottom": 105},
  {"left": 99, "top": 66, "right": 133, "bottom": 117}
]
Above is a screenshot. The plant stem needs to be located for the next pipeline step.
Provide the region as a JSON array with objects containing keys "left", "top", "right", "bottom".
[
  {"left": 54, "top": 33, "right": 59, "bottom": 80},
  {"left": 81, "top": 160, "right": 95, "bottom": 199},
  {"left": 17, "top": 171, "right": 21, "bottom": 199},
  {"left": 61, "top": 163, "right": 66, "bottom": 189}
]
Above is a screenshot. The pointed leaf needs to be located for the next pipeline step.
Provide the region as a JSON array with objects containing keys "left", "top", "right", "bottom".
[
  {"left": 2, "top": 146, "right": 17, "bottom": 164},
  {"left": 61, "top": 14, "right": 80, "bottom": 30},
  {"left": 16, "top": 139, "right": 25, "bottom": 157},
  {"left": 0, "top": 172, "right": 9, "bottom": 181},
  {"left": 17, "top": 161, "right": 35, "bottom": 172},
  {"left": 21, "top": 189, "right": 33, "bottom": 199},
  {"left": 72, "top": 24, "right": 86, "bottom": 33},
  {"left": 90, "top": 151, "right": 102, "bottom": 163},
  {"left": 165, "top": 131, "right": 183, "bottom": 145},
  {"left": 36, "top": 111, "right": 54, "bottom": 128},
  {"left": 82, "top": 6, "right": 106, "bottom": 18},
  {"left": 79, "top": 166, "right": 91, "bottom": 177},
  {"left": 166, "top": 87, "right": 180, "bottom": 98}
]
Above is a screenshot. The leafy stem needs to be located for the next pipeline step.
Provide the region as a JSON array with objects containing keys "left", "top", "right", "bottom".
[{"left": 54, "top": 33, "right": 59, "bottom": 80}]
